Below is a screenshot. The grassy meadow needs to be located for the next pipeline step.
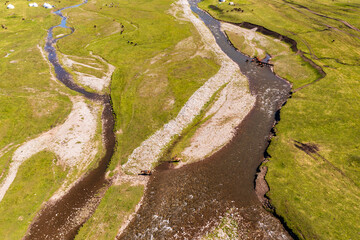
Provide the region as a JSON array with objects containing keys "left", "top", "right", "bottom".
[
  {"left": 1, "top": 0, "right": 221, "bottom": 237},
  {"left": 0, "top": 0, "right": 108, "bottom": 237},
  {"left": 55, "top": 0, "right": 220, "bottom": 170},
  {"left": 0, "top": 0, "right": 92, "bottom": 176},
  {"left": 199, "top": 0, "right": 360, "bottom": 239},
  {"left": 224, "top": 29, "right": 320, "bottom": 89},
  {"left": 0, "top": 1, "right": 81, "bottom": 236},
  {"left": 0, "top": 151, "right": 67, "bottom": 239},
  {"left": 75, "top": 183, "right": 143, "bottom": 240}
]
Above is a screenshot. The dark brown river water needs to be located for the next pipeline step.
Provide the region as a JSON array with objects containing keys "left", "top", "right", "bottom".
[
  {"left": 25, "top": 0, "right": 292, "bottom": 238},
  {"left": 118, "top": 0, "right": 292, "bottom": 239}
]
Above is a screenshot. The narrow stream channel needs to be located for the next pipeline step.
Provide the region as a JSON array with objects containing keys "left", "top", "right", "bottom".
[
  {"left": 119, "top": 0, "right": 292, "bottom": 239},
  {"left": 24, "top": 1, "right": 116, "bottom": 239}
]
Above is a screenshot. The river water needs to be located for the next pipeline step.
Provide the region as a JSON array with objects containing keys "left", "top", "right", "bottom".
[
  {"left": 24, "top": 1, "right": 116, "bottom": 239},
  {"left": 118, "top": 0, "right": 292, "bottom": 239}
]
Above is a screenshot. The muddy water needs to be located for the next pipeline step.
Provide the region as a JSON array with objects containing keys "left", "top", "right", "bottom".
[
  {"left": 24, "top": 1, "right": 116, "bottom": 239},
  {"left": 119, "top": 0, "right": 291, "bottom": 239}
]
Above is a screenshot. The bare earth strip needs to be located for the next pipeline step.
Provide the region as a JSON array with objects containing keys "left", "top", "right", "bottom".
[
  {"left": 122, "top": 0, "right": 255, "bottom": 174},
  {"left": 222, "top": 22, "right": 267, "bottom": 57},
  {"left": 0, "top": 97, "right": 100, "bottom": 202},
  {"left": 182, "top": 76, "right": 255, "bottom": 162}
]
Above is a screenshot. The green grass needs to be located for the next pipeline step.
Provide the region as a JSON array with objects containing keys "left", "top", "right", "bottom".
[
  {"left": 0, "top": 0, "right": 221, "bottom": 238},
  {"left": 0, "top": 151, "right": 67, "bottom": 239},
  {"left": 75, "top": 183, "right": 144, "bottom": 240},
  {"left": 0, "top": 1, "right": 113, "bottom": 236},
  {"left": 199, "top": 0, "right": 360, "bottom": 239},
  {"left": 54, "top": 0, "right": 220, "bottom": 169},
  {"left": 0, "top": 0, "right": 77, "bottom": 165},
  {"left": 53, "top": 26, "right": 73, "bottom": 38}
]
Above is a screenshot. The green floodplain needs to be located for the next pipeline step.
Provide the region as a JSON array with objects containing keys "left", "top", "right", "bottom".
[{"left": 0, "top": 0, "right": 359, "bottom": 239}]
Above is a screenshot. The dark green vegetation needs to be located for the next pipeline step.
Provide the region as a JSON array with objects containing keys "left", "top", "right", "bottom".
[
  {"left": 75, "top": 183, "right": 143, "bottom": 240},
  {"left": 200, "top": 0, "right": 360, "bottom": 239},
  {"left": 0, "top": 151, "right": 67, "bottom": 239}
]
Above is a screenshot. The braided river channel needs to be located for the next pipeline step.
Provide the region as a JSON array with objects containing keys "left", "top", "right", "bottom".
[{"left": 25, "top": 0, "right": 293, "bottom": 239}]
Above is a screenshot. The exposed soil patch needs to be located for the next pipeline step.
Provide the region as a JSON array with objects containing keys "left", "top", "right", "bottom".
[
  {"left": 293, "top": 140, "right": 356, "bottom": 185},
  {"left": 61, "top": 53, "right": 115, "bottom": 92},
  {"left": 255, "top": 165, "right": 273, "bottom": 210}
]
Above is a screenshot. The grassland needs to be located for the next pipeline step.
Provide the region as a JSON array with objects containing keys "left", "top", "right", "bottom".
[
  {"left": 0, "top": 151, "right": 67, "bottom": 239},
  {"left": 0, "top": 0, "right": 222, "bottom": 237},
  {"left": 75, "top": 183, "right": 143, "bottom": 240},
  {"left": 0, "top": 0, "right": 118, "bottom": 237},
  {"left": 0, "top": 1, "right": 75, "bottom": 156},
  {"left": 55, "top": 0, "right": 220, "bottom": 169},
  {"left": 199, "top": 0, "right": 360, "bottom": 239},
  {"left": 0, "top": 1, "right": 83, "bottom": 234},
  {"left": 0, "top": 0, "right": 97, "bottom": 175}
]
